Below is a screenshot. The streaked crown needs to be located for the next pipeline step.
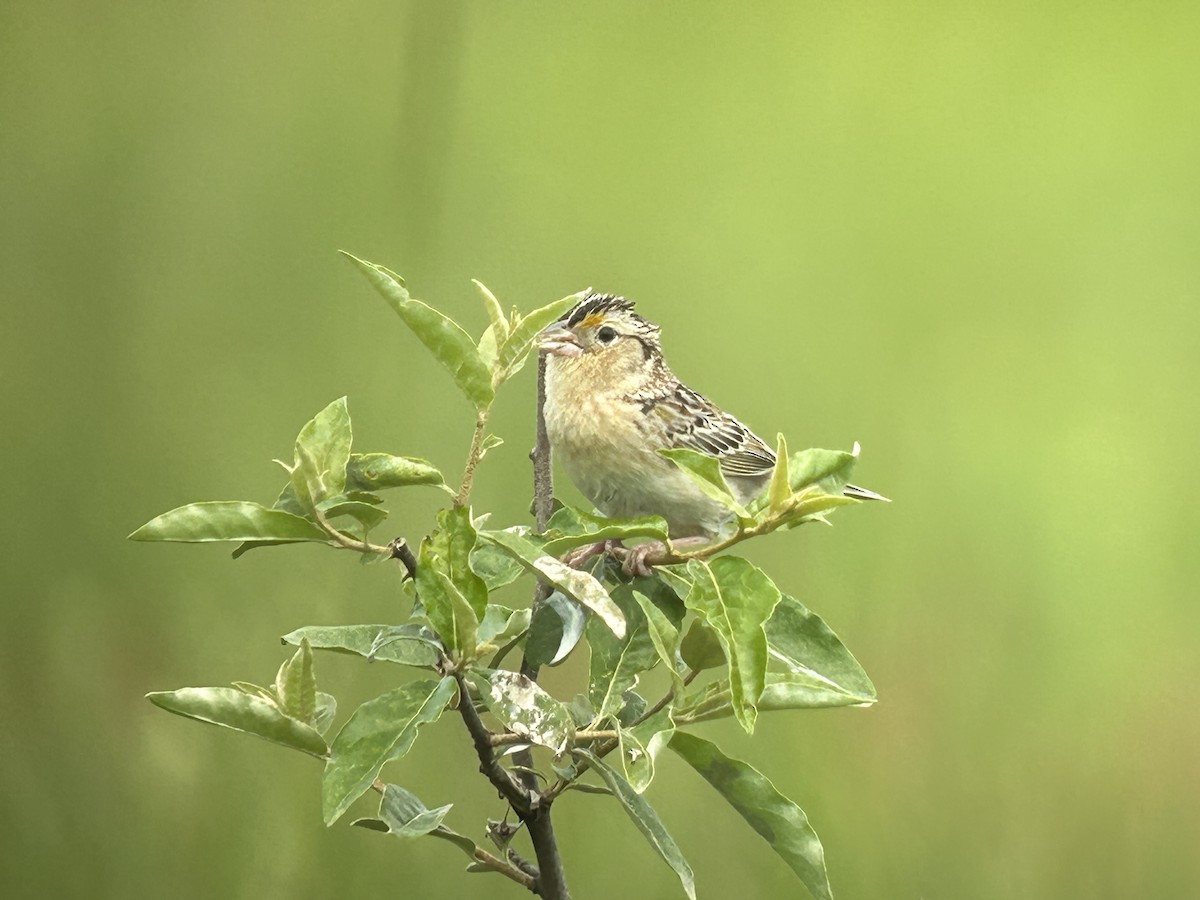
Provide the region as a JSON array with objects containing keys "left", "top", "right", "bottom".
[{"left": 561, "top": 292, "right": 662, "bottom": 344}]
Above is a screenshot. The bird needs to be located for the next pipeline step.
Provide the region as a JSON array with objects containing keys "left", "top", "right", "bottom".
[{"left": 538, "top": 292, "right": 885, "bottom": 574}]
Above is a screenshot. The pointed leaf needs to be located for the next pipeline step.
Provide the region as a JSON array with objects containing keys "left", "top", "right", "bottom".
[
  {"left": 588, "top": 587, "right": 657, "bottom": 720},
  {"left": 766, "top": 594, "right": 876, "bottom": 704},
  {"left": 231, "top": 681, "right": 276, "bottom": 703},
  {"left": 147, "top": 687, "right": 327, "bottom": 758},
  {"left": 542, "top": 507, "right": 670, "bottom": 558},
  {"left": 321, "top": 499, "right": 388, "bottom": 531},
  {"left": 577, "top": 750, "right": 696, "bottom": 900},
  {"left": 526, "top": 591, "right": 586, "bottom": 668},
  {"left": 475, "top": 669, "right": 574, "bottom": 754},
  {"left": 669, "top": 732, "right": 832, "bottom": 900},
  {"left": 274, "top": 639, "right": 317, "bottom": 725},
  {"left": 498, "top": 291, "right": 586, "bottom": 372},
  {"left": 429, "top": 570, "right": 479, "bottom": 660},
  {"left": 314, "top": 692, "right": 338, "bottom": 734},
  {"left": 746, "top": 446, "right": 858, "bottom": 516},
  {"left": 419, "top": 508, "right": 488, "bottom": 619},
  {"left": 377, "top": 783, "right": 454, "bottom": 837},
  {"left": 291, "top": 397, "right": 352, "bottom": 507},
  {"left": 342, "top": 253, "right": 495, "bottom": 409},
  {"left": 631, "top": 590, "right": 684, "bottom": 693},
  {"left": 659, "top": 448, "right": 749, "bottom": 520},
  {"left": 619, "top": 705, "right": 675, "bottom": 793},
  {"left": 477, "top": 605, "right": 532, "bottom": 652},
  {"left": 322, "top": 677, "right": 456, "bottom": 825},
  {"left": 767, "top": 433, "right": 791, "bottom": 514},
  {"left": 473, "top": 279, "right": 509, "bottom": 343},
  {"left": 130, "top": 502, "right": 329, "bottom": 543},
  {"left": 354, "top": 784, "right": 480, "bottom": 859},
  {"left": 679, "top": 620, "right": 726, "bottom": 671},
  {"left": 480, "top": 433, "right": 504, "bottom": 458},
  {"left": 481, "top": 530, "right": 625, "bottom": 638},
  {"left": 681, "top": 558, "right": 781, "bottom": 733},
  {"left": 346, "top": 453, "right": 445, "bottom": 490},
  {"left": 470, "top": 538, "right": 528, "bottom": 591},
  {"left": 282, "top": 624, "right": 439, "bottom": 668}
]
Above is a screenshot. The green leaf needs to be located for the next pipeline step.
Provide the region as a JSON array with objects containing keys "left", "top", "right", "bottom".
[
  {"left": 474, "top": 669, "right": 574, "bottom": 754},
  {"left": 679, "top": 620, "right": 726, "bottom": 671},
  {"left": 526, "top": 591, "right": 587, "bottom": 668},
  {"left": 479, "top": 433, "right": 504, "bottom": 458},
  {"left": 631, "top": 590, "right": 684, "bottom": 693},
  {"left": 473, "top": 279, "right": 509, "bottom": 344},
  {"left": 669, "top": 732, "right": 832, "bottom": 900},
  {"left": 290, "top": 397, "right": 353, "bottom": 508},
  {"left": 320, "top": 499, "right": 388, "bottom": 531},
  {"left": 477, "top": 321, "right": 500, "bottom": 371},
  {"left": 658, "top": 447, "right": 750, "bottom": 520},
  {"left": 767, "top": 433, "right": 791, "bottom": 514},
  {"left": 130, "top": 501, "right": 330, "bottom": 544},
  {"left": 430, "top": 570, "right": 480, "bottom": 660},
  {"left": 342, "top": 252, "right": 495, "bottom": 409},
  {"left": 420, "top": 508, "right": 488, "bottom": 619},
  {"left": 680, "top": 557, "right": 781, "bottom": 733},
  {"left": 477, "top": 605, "right": 532, "bottom": 653},
  {"left": 354, "top": 784, "right": 480, "bottom": 860},
  {"left": 314, "top": 692, "right": 337, "bottom": 735},
  {"left": 588, "top": 587, "right": 657, "bottom": 720},
  {"left": 231, "top": 681, "right": 276, "bottom": 703},
  {"left": 346, "top": 453, "right": 445, "bottom": 491},
  {"left": 759, "top": 672, "right": 875, "bottom": 711},
  {"left": 497, "top": 291, "right": 585, "bottom": 373},
  {"left": 619, "top": 705, "right": 675, "bottom": 793},
  {"left": 274, "top": 639, "right": 317, "bottom": 725},
  {"left": 469, "top": 537, "right": 528, "bottom": 591},
  {"left": 577, "top": 750, "right": 696, "bottom": 900},
  {"left": 376, "top": 783, "right": 453, "bottom": 837},
  {"left": 788, "top": 446, "right": 858, "bottom": 493},
  {"left": 282, "top": 624, "right": 439, "bottom": 668},
  {"left": 480, "top": 530, "right": 625, "bottom": 638},
  {"left": 541, "top": 507, "right": 670, "bottom": 558},
  {"left": 765, "top": 594, "right": 876, "bottom": 705},
  {"left": 417, "top": 508, "right": 488, "bottom": 656},
  {"left": 147, "top": 687, "right": 327, "bottom": 758},
  {"left": 746, "top": 446, "right": 858, "bottom": 517},
  {"left": 322, "top": 677, "right": 456, "bottom": 825}
]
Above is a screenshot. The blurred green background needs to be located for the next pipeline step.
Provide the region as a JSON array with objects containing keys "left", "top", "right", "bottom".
[{"left": 4, "top": 2, "right": 1198, "bottom": 897}]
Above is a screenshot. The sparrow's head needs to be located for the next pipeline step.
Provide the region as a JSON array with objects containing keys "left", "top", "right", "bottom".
[{"left": 538, "top": 293, "right": 662, "bottom": 363}]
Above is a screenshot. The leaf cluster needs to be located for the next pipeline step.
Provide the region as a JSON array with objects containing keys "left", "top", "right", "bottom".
[{"left": 132, "top": 257, "right": 884, "bottom": 900}]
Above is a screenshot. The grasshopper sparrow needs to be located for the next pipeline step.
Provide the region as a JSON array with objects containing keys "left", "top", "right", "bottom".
[{"left": 539, "top": 293, "right": 883, "bottom": 573}]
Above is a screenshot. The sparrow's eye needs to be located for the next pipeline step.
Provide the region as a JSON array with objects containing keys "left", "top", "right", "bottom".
[{"left": 597, "top": 326, "right": 617, "bottom": 344}]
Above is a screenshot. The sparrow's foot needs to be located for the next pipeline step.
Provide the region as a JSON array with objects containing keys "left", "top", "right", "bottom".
[
  {"left": 621, "top": 536, "right": 712, "bottom": 577},
  {"left": 622, "top": 541, "right": 665, "bottom": 578}
]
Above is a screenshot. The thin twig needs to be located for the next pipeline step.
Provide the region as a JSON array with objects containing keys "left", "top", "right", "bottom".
[
  {"left": 512, "top": 351, "right": 571, "bottom": 900},
  {"left": 313, "top": 507, "right": 391, "bottom": 555},
  {"left": 452, "top": 674, "right": 534, "bottom": 813},
  {"left": 543, "top": 669, "right": 700, "bottom": 803},
  {"left": 368, "top": 779, "right": 536, "bottom": 892},
  {"left": 387, "top": 537, "right": 419, "bottom": 578},
  {"left": 490, "top": 729, "right": 617, "bottom": 747},
  {"left": 455, "top": 408, "right": 491, "bottom": 506}
]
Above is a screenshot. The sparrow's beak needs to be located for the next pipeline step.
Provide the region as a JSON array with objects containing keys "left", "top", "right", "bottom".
[{"left": 538, "top": 322, "right": 583, "bottom": 357}]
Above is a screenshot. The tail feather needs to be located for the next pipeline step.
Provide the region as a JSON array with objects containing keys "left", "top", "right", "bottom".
[{"left": 843, "top": 483, "right": 890, "bottom": 502}]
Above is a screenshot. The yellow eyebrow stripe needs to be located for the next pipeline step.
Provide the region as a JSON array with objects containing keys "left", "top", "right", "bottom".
[{"left": 579, "top": 312, "right": 606, "bottom": 330}]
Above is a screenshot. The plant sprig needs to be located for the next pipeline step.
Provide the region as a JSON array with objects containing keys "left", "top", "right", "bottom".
[{"left": 132, "top": 256, "right": 885, "bottom": 900}]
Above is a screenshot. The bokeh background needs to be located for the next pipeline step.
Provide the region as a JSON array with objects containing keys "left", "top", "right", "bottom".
[{"left": 4, "top": 3, "right": 1198, "bottom": 898}]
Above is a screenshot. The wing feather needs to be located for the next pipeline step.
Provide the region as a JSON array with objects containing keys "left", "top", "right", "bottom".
[{"left": 633, "top": 381, "right": 776, "bottom": 480}]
